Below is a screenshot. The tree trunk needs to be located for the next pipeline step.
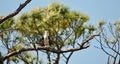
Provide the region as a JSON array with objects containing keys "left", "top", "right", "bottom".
[{"left": 53, "top": 53, "right": 60, "bottom": 64}]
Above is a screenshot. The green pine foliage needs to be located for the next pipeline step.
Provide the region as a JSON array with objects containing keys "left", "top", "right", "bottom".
[
  {"left": 14, "top": 2, "right": 89, "bottom": 46},
  {"left": 0, "top": 2, "right": 94, "bottom": 64}
]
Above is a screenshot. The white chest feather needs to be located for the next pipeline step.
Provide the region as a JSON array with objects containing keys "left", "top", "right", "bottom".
[{"left": 43, "top": 31, "right": 50, "bottom": 47}]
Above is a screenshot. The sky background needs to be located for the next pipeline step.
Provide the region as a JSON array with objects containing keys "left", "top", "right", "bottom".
[{"left": 0, "top": 0, "right": 120, "bottom": 64}]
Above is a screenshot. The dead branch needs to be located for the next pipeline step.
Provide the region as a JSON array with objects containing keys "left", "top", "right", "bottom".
[
  {"left": 80, "top": 34, "right": 99, "bottom": 46},
  {"left": 0, "top": 0, "right": 31, "bottom": 23}
]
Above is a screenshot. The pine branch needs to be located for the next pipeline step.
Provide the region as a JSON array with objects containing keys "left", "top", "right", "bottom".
[
  {"left": 2, "top": 46, "right": 86, "bottom": 61},
  {"left": 3, "top": 34, "right": 98, "bottom": 62}
]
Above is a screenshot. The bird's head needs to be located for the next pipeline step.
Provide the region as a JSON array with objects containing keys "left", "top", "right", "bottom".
[{"left": 43, "top": 30, "right": 49, "bottom": 37}]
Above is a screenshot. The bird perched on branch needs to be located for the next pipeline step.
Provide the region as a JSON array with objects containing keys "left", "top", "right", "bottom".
[{"left": 43, "top": 30, "right": 50, "bottom": 47}]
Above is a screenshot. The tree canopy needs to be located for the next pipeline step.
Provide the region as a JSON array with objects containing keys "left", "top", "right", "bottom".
[{"left": 0, "top": 2, "right": 98, "bottom": 64}]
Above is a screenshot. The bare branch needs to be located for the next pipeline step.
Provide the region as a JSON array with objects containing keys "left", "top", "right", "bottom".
[
  {"left": 53, "top": 53, "right": 60, "bottom": 64},
  {"left": 46, "top": 52, "right": 51, "bottom": 64},
  {"left": 2, "top": 34, "right": 98, "bottom": 62},
  {"left": 2, "top": 45, "right": 87, "bottom": 61},
  {"left": 96, "top": 35, "right": 115, "bottom": 58},
  {"left": 0, "top": 0, "right": 31, "bottom": 23},
  {"left": 62, "top": 52, "right": 73, "bottom": 64},
  {"left": 80, "top": 34, "right": 99, "bottom": 46}
]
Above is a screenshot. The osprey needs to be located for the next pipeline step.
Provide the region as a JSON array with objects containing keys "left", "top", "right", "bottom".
[{"left": 43, "top": 30, "right": 50, "bottom": 47}]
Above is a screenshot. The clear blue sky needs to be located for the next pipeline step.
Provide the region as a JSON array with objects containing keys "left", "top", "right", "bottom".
[{"left": 0, "top": 0, "right": 120, "bottom": 64}]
